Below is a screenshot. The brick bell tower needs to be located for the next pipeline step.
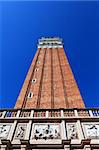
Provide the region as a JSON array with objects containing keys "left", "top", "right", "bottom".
[
  {"left": 1, "top": 38, "right": 99, "bottom": 150},
  {"left": 15, "top": 37, "right": 85, "bottom": 109}
]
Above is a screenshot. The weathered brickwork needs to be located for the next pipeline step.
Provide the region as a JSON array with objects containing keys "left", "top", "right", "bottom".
[{"left": 15, "top": 38, "right": 85, "bottom": 109}]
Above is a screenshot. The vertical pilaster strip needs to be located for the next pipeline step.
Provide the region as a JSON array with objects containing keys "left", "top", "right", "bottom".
[
  {"left": 51, "top": 48, "right": 54, "bottom": 108},
  {"left": 25, "top": 120, "right": 32, "bottom": 140},
  {"left": 57, "top": 48, "right": 69, "bottom": 108},
  {"left": 36, "top": 48, "right": 47, "bottom": 108},
  {"left": 40, "top": 47, "right": 52, "bottom": 108},
  {"left": 76, "top": 120, "right": 84, "bottom": 140},
  {"left": 53, "top": 48, "right": 66, "bottom": 108},
  {"left": 61, "top": 120, "right": 66, "bottom": 140}
]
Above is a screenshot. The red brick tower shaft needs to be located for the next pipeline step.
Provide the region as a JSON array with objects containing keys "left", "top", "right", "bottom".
[{"left": 15, "top": 37, "right": 85, "bottom": 109}]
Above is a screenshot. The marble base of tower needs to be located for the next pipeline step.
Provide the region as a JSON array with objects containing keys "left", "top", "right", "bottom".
[{"left": 0, "top": 108, "right": 99, "bottom": 150}]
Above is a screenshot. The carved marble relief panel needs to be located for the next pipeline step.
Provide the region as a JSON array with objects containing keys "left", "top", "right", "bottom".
[
  {"left": 14, "top": 123, "right": 27, "bottom": 140},
  {"left": 82, "top": 122, "right": 99, "bottom": 139},
  {"left": 0, "top": 123, "right": 12, "bottom": 139},
  {"left": 66, "top": 123, "right": 78, "bottom": 139},
  {"left": 31, "top": 123, "right": 61, "bottom": 140}
]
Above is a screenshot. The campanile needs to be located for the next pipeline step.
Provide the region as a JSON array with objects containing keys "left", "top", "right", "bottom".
[
  {"left": 15, "top": 37, "right": 85, "bottom": 109},
  {"left": 0, "top": 38, "right": 99, "bottom": 150}
]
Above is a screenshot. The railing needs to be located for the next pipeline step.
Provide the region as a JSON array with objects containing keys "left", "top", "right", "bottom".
[
  {"left": 64, "top": 109, "right": 75, "bottom": 117},
  {"left": 20, "top": 109, "right": 31, "bottom": 117},
  {"left": 49, "top": 110, "right": 61, "bottom": 117},
  {"left": 0, "top": 108, "right": 99, "bottom": 119},
  {"left": 92, "top": 109, "right": 99, "bottom": 116},
  {"left": 34, "top": 110, "right": 46, "bottom": 117},
  {"left": 5, "top": 109, "right": 18, "bottom": 118},
  {"left": 77, "top": 109, "right": 90, "bottom": 117}
]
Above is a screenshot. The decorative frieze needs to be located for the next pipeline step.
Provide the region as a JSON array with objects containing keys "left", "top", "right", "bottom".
[
  {"left": 66, "top": 123, "right": 78, "bottom": 139},
  {"left": 31, "top": 123, "right": 61, "bottom": 140},
  {"left": 82, "top": 122, "right": 99, "bottom": 139},
  {"left": 14, "top": 123, "right": 27, "bottom": 140},
  {"left": 0, "top": 124, "right": 11, "bottom": 139}
]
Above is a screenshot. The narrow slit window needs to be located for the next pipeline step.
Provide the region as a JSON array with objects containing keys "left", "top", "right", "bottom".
[
  {"left": 28, "top": 92, "right": 33, "bottom": 99},
  {"left": 32, "top": 79, "right": 36, "bottom": 83},
  {"left": 37, "top": 60, "right": 40, "bottom": 64},
  {"left": 35, "top": 68, "right": 39, "bottom": 72}
]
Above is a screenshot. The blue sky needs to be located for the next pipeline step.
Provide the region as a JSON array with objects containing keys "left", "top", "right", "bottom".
[{"left": 0, "top": 1, "right": 99, "bottom": 108}]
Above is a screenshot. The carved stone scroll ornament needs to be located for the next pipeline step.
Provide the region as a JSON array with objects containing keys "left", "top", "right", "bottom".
[
  {"left": 33, "top": 124, "right": 60, "bottom": 140},
  {"left": 83, "top": 123, "right": 99, "bottom": 138},
  {"left": 14, "top": 124, "right": 27, "bottom": 139},
  {"left": 0, "top": 124, "right": 11, "bottom": 139},
  {"left": 66, "top": 123, "right": 78, "bottom": 139}
]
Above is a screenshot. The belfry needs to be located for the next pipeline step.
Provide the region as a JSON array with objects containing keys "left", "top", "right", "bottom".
[{"left": 0, "top": 38, "right": 99, "bottom": 150}]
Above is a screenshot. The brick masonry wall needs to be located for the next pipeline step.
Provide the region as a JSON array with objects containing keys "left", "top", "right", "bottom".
[{"left": 15, "top": 47, "right": 85, "bottom": 109}]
